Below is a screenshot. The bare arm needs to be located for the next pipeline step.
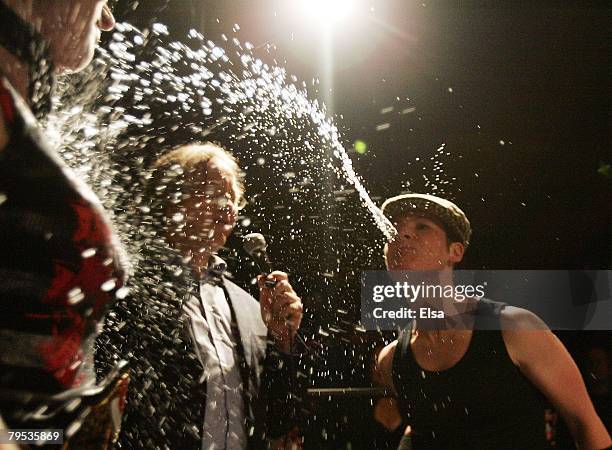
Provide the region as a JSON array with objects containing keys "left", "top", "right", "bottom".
[
  {"left": 375, "top": 341, "right": 398, "bottom": 393},
  {"left": 501, "top": 307, "right": 611, "bottom": 450}
]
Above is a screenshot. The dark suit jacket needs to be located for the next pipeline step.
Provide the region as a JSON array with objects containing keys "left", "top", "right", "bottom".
[{"left": 96, "top": 249, "right": 299, "bottom": 450}]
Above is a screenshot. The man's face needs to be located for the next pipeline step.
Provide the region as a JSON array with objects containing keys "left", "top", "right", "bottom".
[
  {"left": 166, "top": 161, "right": 240, "bottom": 259},
  {"left": 384, "top": 215, "right": 464, "bottom": 271},
  {"left": 35, "top": 0, "right": 115, "bottom": 73}
]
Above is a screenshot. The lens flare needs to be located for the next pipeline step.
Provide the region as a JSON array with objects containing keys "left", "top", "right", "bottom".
[{"left": 299, "top": 0, "right": 354, "bottom": 24}]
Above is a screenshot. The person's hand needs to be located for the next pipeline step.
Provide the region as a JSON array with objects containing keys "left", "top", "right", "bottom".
[
  {"left": 373, "top": 396, "right": 403, "bottom": 432},
  {"left": 258, "top": 271, "right": 302, "bottom": 353}
]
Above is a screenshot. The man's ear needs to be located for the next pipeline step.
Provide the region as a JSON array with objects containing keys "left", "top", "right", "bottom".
[{"left": 449, "top": 242, "right": 465, "bottom": 264}]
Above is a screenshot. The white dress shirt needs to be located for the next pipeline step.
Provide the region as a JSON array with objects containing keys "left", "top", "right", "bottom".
[{"left": 183, "top": 260, "right": 247, "bottom": 450}]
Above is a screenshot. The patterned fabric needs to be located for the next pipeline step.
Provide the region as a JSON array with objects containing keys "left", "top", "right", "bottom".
[
  {"left": 0, "top": 78, "right": 127, "bottom": 426},
  {"left": 61, "top": 367, "right": 129, "bottom": 450}
]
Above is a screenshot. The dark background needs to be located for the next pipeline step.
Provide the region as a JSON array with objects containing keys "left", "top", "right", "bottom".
[
  {"left": 107, "top": 1, "right": 611, "bottom": 447},
  {"left": 115, "top": 0, "right": 612, "bottom": 269}
]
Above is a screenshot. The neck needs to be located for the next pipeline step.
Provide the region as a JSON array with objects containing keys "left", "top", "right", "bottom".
[
  {"left": 415, "top": 328, "right": 455, "bottom": 343},
  {"left": 437, "top": 266, "right": 454, "bottom": 286},
  {"left": 0, "top": 0, "right": 30, "bottom": 95},
  {"left": 0, "top": 0, "right": 54, "bottom": 109},
  {"left": 413, "top": 315, "right": 474, "bottom": 345},
  {"left": 189, "top": 251, "right": 212, "bottom": 276},
  {"left": 412, "top": 270, "right": 478, "bottom": 335}
]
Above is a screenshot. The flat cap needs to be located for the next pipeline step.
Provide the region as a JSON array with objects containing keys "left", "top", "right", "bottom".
[{"left": 381, "top": 193, "right": 471, "bottom": 247}]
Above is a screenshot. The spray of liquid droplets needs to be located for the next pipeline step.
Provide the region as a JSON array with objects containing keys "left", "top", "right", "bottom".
[
  {"left": 40, "top": 20, "right": 409, "bottom": 447},
  {"left": 47, "top": 23, "right": 396, "bottom": 248}
]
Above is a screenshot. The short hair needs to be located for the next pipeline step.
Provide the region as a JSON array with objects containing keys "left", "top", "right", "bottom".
[{"left": 148, "top": 141, "right": 246, "bottom": 210}]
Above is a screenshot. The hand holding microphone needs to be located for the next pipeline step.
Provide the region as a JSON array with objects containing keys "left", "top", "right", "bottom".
[{"left": 243, "top": 233, "right": 303, "bottom": 352}]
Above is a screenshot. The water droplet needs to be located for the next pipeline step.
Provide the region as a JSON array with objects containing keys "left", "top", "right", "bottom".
[
  {"left": 67, "top": 287, "right": 85, "bottom": 305},
  {"left": 101, "top": 279, "right": 117, "bottom": 292},
  {"left": 115, "top": 287, "right": 130, "bottom": 299}
]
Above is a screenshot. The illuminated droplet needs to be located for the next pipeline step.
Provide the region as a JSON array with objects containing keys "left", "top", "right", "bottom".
[
  {"left": 101, "top": 279, "right": 117, "bottom": 292},
  {"left": 67, "top": 287, "right": 85, "bottom": 305},
  {"left": 82, "top": 248, "right": 97, "bottom": 258}
]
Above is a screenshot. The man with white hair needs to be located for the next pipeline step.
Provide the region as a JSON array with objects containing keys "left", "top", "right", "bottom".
[{"left": 109, "top": 142, "right": 303, "bottom": 450}]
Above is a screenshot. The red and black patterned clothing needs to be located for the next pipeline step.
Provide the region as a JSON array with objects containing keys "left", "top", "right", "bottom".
[{"left": 0, "top": 79, "right": 127, "bottom": 419}]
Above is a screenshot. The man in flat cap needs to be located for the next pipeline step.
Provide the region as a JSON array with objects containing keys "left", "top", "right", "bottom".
[{"left": 374, "top": 194, "right": 610, "bottom": 450}]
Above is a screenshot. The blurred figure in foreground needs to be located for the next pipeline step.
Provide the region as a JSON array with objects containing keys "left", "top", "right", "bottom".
[{"left": 0, "top": 1, "right": 129, "bottom": 448}]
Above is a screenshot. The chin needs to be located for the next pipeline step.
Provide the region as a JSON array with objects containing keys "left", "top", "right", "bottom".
[
  {"left": 56, "top": 58, "right": 90, "bottom": 75},
  {"left": 387, "top": 258, "right": 417, "bottom": 271},
  {"left": 54, "top": 43, "right": 96, "bottom": 74},
  {"left": 387, "top": 264, "right": 411, "bottom": 272},
  {"left": 202, "top": 236, "right": 228, "bottom": 254}
]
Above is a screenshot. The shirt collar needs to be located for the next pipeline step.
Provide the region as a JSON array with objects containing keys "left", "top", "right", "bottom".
[{"left": 200, "top": 255, "right": 227, "bottom": 284}]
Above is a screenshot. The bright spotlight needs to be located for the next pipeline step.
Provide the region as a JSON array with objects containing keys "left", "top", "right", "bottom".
[{"left": 299, "top": 0, "right": 354, "bottom": 24}]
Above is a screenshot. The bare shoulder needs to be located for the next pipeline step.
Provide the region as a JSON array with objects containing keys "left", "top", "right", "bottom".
[
  {"left": 500, "top": 306, "right": 553, "bottom": 367},
  {"left": 499, "top": 305, "right": 549, "bottom": 331},
  {"left": 378, "top": 341, "right": 397, "bottom": 366},
  {"left": 376, "top": 341, "right": 398, "bottom": 391}
]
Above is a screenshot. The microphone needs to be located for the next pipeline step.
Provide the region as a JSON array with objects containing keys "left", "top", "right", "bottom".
[
  {"left": 244, "top": 234, "right": 297, "bottom": 381},
  {"left": 242, "top": 233, "right": 276, "bottom": 287}
]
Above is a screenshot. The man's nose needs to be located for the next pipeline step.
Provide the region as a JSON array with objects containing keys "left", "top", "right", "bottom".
[
  {"left": 98, "top": 4, "right": 115, "bottom": 31},
  {"left": 402, "top": 227, "right": 418, "bottom": 241}
]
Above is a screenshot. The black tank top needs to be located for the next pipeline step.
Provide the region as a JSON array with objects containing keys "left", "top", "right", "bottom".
[{"left": 392, "top": 299, "right": 547, "bottom": 450}]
